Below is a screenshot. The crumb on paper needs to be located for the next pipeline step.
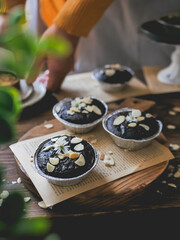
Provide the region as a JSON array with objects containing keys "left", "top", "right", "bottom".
[
  {"left": 169, "top": 143, "right": 180, "bottom": 151},
  {"left": 103, "top": 155, "right": 115, "bottom": 166},
  {"left": 38, "top": 201, "right": 47, "bottom": 209},
  {"left": 24, "top": 197, "right": 31, "bottom": 203},
  {"left": 44, "top": 123, "right": 54, "bottom": 129}
]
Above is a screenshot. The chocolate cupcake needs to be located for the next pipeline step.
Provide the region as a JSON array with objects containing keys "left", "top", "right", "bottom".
[
  {"left": 103, "top": 108, "right": 163, "bottom": 150},
  {"left": 53, "top": 97, "right": 108, "bottom": 133},
  {"left": 34, "top": 135, "right": 98, "bottom": 186},
  {"left": 92, "top": 64, "right": 134, "bottom": 92}
]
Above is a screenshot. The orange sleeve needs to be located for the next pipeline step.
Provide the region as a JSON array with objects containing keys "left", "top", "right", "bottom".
[
  {"left": 54, "top": 0, "right": 114, "bottom": 37},
  {"left": 41, "top": 0, "right": 114, "bottom": 37}
]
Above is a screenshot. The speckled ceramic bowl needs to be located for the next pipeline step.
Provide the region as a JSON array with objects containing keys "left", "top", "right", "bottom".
[
  {"left": 52, "top": 97, "right": 108, "bottom": 134},
  {"left": 34, "top": 136, "right": 99, "bottom": 186},
  {"left": 102, "top": 108, "right": 163, "bottom": 151}
]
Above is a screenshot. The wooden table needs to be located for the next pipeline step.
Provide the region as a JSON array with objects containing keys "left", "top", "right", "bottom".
[{"left": 1, "top": 68, "right": 180, "bottom": 239}]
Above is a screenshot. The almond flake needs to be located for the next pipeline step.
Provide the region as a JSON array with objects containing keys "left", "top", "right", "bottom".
[
  {"left": 71, "top": 137, "right": 82, "bottom": 144},
  {"left": 65, "top": 150, "right": 73, "bottom": 157},
  {"left": 51, "top": 137, "right": 59, "bottom": 142},
  {"left": 0, "top": 190, "right": 9, "bottom": 199},
  {"left": 58, "top": 153, "right": 65, "bottom": 159},
  {"left": 131, "top": 109, "right": 141, "bottom": 118},
  {"left": 47, "top": 163, "right": 55, "bottom": 172},
  {"left": 167, "top": 124, "right": 176, "bottom": 129},
  {"left": 99, "top": 152, "right": 105, "bottom": 160},
  {"left": 168, "top": 111, "right": 176, "bottom": 116},
  {"left": 168, "top": 183, "right": 177, "bottom": 188},
  {"left": 145, "top": 113, "right": 153, "bottom": 118},
  {"left": 69, "top": 152, "right": 80, "bottom": 159},
  {"left": 81, "top": 97, "right": 92, "bottom": 105},
  {"left": 103, "top": 155, "right": 115, "bottom": 166},
  {"left": 79, "top": 102, "right": 86, "bottom": 108},
  {"left": 137, "top": 116, "right": 145, "bottom": 122},
  {"left": 42, "top": 145, "right": 54, "bottom": 151},
  {"left": 49, "top": 157, "right": 59, "bottom": 165},
  {"left": 139, "top": 124, "right": 150, "bottom": 131},
  {"left": 44, "top": 124, "right": 54, "bottom": 129},
  {"left": 82, "top": 110, "right": 89, "bottom": 114},
  {"left": 174, "top": 171, "right": 180, "bottom": 178},
  {"left": 173, "top": 106, "right": 180, "bottom": 112},
  {"left": 74, "top": 143, "right": 84, "bottom": 151},
  {"left": 128, "top": 122, "right": 137, "bottom": 127},
  {"left": 24, "top": 197, "right": 31, "bottom": 203},
  {"left": 75, "top": 154, "right": 85, "bottom": 166},
  {"left": 85, "top": 105, "right": 93, "bottom": 112},
  {"left": 38, "top": 201, "right": 47, "bottom": 209},
  {"left": 113, "top": 115, "right": 125, "bottom": 125},
  {"left": 169, "top": 143, "right": 180, "bottom": 151},
  {"left": 92, "top": 105, "right": 102, "bottom": 115},
  {"left": 70, "top": 107, "right": 80, "bottom": 113},
  {"left": 105, "top": 69, "right": 116, "bottom": 76}
]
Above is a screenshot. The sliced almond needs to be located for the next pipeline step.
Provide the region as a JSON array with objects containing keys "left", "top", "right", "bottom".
[
  {"left": 128, "top": 122, "right": 137, "bottom": 127},
  {"left": 145, "top": 113, "right": 153, "bottom": 118},
  {"left": 69, "top": 152, "right": 80, "bottom": 159},
  {"left": 131, "top": 109, "right": 141, "bottom": 118},
  {"left": 167, "top": 124, "right": 176, "bottom": 129},
  {"left": 173, "top": 106, "right": 180, "bottom": 112},
  {"left": 82, "top": 110, "right": 89, "bottom": 114},
  {"left": 174, "top": 171, "right": 180, "bottom": 178},
  {"left": 103, "top": 155, "right": 115, "bottom": 166},
  {"left": 38, "top": 201, "right": 47, "bottom": 209},
  {"left": 169, "top": 143, "right": 180, "bottom": 150},
  {"left": 168, "top": 183, "right": 177, "bottom": 188},
  {"left": 105, "top": 69, "right": 116, "bottom": 76},
  {"left": 137, "top": 116, "right": 145, "bottom": 122},
  {"left": 47, "top": 163, "right": 55, "bottom": 172},
  {"left": 71, "top": 137, "right": 82, "bottom": 144},
  {"left": 168, "top": 110, "right": 176, "bottom": 116},
  {"left": 58, "top": 153, "right": 65, "bottom": 159},
  {"left": 24, "top": 197, "right": 31, "bottom": 203},
  {"left": 74, "top": 143, "right": 84, "bottom": 151},
  {"left": 81, "top": 97, "right": 93, "bottom": 105},
  {"left": 113, "top": 115, "right": 125, "bottom": 125},
  {"left": 139, "top": 124, "right": 150, "bottom": 131},
  {"left": 42, "top": 145, "right": 54, "bottom": 152},
  {"left": 85, "top": 105, "right": 93, "bottom": 112},
  {"left": 51, "top": 137, "right": 59, "bottom": 142},
  {"left": 92, "top": 105, "right": 102, "bottom": 115},
  {"left": 44, "top": 123, "right": 54, "bottom": 129},
  {"left": 64, "top": 150, "right": 73, "bottom": 157},
  {"left": 75, "top": 154, "right": 85, "bottom": 166},
  {"left": 70, "top": 107, "right": 80, "bottom": 113},
  {"left": 49, "top": 157, "right": 59, "bottom": 165}
]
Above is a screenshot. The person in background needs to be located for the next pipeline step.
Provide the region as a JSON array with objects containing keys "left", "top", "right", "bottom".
[{"left": 1, "top": 0, "right": 180, "bottom": 91}]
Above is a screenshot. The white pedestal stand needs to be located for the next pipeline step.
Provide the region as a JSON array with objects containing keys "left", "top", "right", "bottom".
[{"left": 158, "top": 45, "right": 180, "bottom": 85}]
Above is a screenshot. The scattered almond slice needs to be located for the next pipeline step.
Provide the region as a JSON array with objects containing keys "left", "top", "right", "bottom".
[
  {"left": 51, "top": 137, "right": 59, "bottom": 142},
  {"left": 42, "top": 145, "right": 54, "bottom": 152},
  {"left": 145, "top": 113, "right": 153, "bottom": 118},
  {"left": 58, "top": 153, "right": 65, "bottom": 159},
  {"left": 167, "top": 124, "right": 176, "bottom": 129},
  {"left": 168, "top": 110, "right": 176, "bottom": 116},
  {"left": 47, "top": 163, "right": 55, "bottom": 172},
  {"left": 44, "top": 124, "right": 54, "bottom": 129},
  {"left": 75, "top": 154, "right": 85, "bottom": 166},
  {"left": 38, "top": 201, "right": 47, "bottom": 209},
  {"left": 81, "top": 97, "right": 93, "bottom": 105},
  {"left": 137, "top": 116, "right": 145, "bottom": 122},
  {"left": 139, "top": 124, "right": 150, "bottom": 131},
  {"left": 113, "top": 115, "right": 125, "bottom": 126},
  {"left": 74, "top": 143, "right": 84, "bottom": 151},
  {"left": 71, "top": 137, "right": 82, "bottom": 144},
  {"left": 128, "top": 122, "right": 137, "bottom": 127},
  {"left": 103, "top": 155, "right": 115, "bottom": 166},
  {"left": 69, "top": 152, "right": 80, "bottom": 159},
  {"left": 99, "top": 152, "right": 105, "bottom": 160},
  {"left": 131, "top": 109, "right": 141, "bottom": 118},
  {"left": 70, "top": 107, "right": 80, "bottom": 113},
  {"left": 92, "top": 105, "right": 102, "bottom": 115},
  {"left": 85, "top": 105, "right": 93, "bottom": 112},
  {"left": 174, "top": 171, "right": 180, "bottom": 178},
  {"left": 105, "top": 69, "right": 116, "bottom": 76},
  {"left": 173, "top": 106, "right": 180, "bottom": 112},
  {"left": 82, "top": 110, "right": 89, "bottom": 114},
  {"left": 24, "top": 197, "right": 31, "bottom": 203},
  {"left": 168, "top": 183, "right": 177, "bottom": 188},
  {"left": 0, "top": 190, "right": 9, "bottom": 199},
  {"left": 67, "top": 110, "right": 75, "bottom": 115},
  {"left": 169, "top": 143, "right": 180, "bottom": 151},
  {"left": 79, "top": 102, "right": 86, "bottom": 108},
  {"left": 49, "top": 157, "right": 59, "bottom": 165}
]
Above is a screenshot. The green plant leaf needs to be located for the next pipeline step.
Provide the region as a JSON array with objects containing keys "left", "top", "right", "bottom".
[
  {"left": 12, "top": 217, "right": 51, "bottom": 237},
  {"left": 0, "top": 192, "right": 25, "bottom": 225}
]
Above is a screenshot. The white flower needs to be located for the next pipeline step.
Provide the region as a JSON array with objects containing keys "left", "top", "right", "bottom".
[
  {"left": 71, "top": 97, "right": 81, "bottom": 108},
  {"left": 54, "top": 137, "right": 69, "bottom": 154}
]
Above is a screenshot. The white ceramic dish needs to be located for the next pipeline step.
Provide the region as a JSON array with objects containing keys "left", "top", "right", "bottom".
[{"left": 19, "top": 79, "right": 33, "bottom": 101}]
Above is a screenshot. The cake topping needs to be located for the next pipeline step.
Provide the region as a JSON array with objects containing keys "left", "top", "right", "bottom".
[
  {"left": 49, "top": 157, "right": 59, "bottom": 165},
  {"left": 71, "top": 137, "right": 83, "bottom": 144},
  {"left": 47, "top": 163, "right": 55, "bottom": 172},
  {"left": 145, "top": 113, "right": 153, "bottom": 118},
  {"left": 74, "top": 143, "right": 84, "bottom": 151},
  {"left": 139, "top": 124, "right": 150, "bottom": 131},
  {"left": 75, "top": 154, "right": 85, "bottom": 166},
  {"left": 128, "top": 122, "right": 137, "bottom": 127},
  {"left": 105, "top": 69, "right": 116, "bottom": 76},
  {"left": 92, "top": 105, "right": 102, "bottom": 115},
  {"left": 137, "top": 116, "right": 145, "bottom": 122},
  {"left": 113, "top": 115, "right": 125, "bottom": 126}
]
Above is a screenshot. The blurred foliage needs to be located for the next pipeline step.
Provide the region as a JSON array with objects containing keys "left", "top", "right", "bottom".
[{"left": 0, "top": 6, "right": 71, "bottom": 79}]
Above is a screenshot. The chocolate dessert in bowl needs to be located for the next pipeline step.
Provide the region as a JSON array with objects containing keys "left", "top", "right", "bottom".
[
  {"left": 53, "top": 97, "right": 108, "bottom": 133},
  {"left": 103, "top": 108, "right": 163, "bottom": 150},
  {"left": 34, "top": 134, "right": 98, "bottom": 186},
  {"left": 92, "top": 64, "right": 134, "bottom": 93}
]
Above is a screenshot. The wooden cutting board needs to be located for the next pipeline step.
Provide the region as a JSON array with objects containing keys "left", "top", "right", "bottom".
[{"left": 15, "top": 97, "right": 168, "bottom": 213}]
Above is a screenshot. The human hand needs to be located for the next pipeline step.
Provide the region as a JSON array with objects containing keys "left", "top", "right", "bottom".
[{"left": 26, "top": 24, "right": 79, "bottom": 92}]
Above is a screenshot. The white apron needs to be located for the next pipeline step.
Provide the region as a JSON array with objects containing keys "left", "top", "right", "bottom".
[{"left": 74, "top": 0, "right": 180, "bottom": 72}]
